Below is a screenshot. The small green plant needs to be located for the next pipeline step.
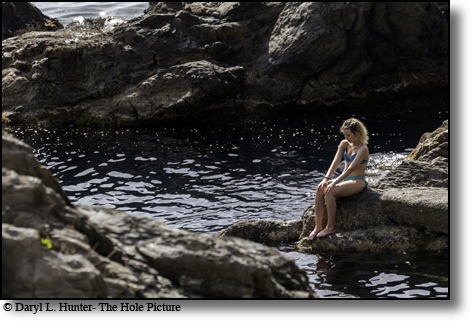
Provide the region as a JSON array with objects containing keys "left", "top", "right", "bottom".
[
  {"left": 35, "top": 228, "right": 53, "bottom": 249},
  {"left": 41, "top": 237, "right": 53, "bottom": 249}
]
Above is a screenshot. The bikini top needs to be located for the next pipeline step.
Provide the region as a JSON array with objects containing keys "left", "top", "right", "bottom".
[{"left": 343, "top": 143, "right": 368, "bottom": 164}]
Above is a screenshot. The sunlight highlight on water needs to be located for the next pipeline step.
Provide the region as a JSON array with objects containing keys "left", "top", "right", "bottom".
[{"left": 33, "top": 2, "right": 149, "bottom": 25}]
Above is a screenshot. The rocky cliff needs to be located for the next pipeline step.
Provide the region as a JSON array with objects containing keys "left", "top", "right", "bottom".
[{"left": 2, "top": 2, "right": 448, "bottom": 126}]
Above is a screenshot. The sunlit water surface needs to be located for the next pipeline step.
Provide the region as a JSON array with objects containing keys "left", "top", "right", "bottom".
[
  {"left": 9, "top": 102, "right": 448, "bottom": 298},
  {"left": 33, "top": 2, "right": 149, "bottom": 26}
]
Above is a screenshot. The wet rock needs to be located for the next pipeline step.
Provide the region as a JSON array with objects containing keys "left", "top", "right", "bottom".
[
  {"left": 2, "top": 2, "right": 447, "bottom": 126},
  {"left": 297, "top": 226, "right": 445, "bottom": 254},
  {"left": 2, "top": 2, "right": 63, "bottom": 41},
  {"left": 218, "top": 219, "right": 303, "bottom": 242},
  {"left": 2, "top": 131, "right": 316, "bottom": 298},
  {"left": 220, "top": 188, "right": 388, "bottom": 242}
]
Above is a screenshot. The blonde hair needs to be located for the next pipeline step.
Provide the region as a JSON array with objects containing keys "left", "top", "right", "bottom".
[{"left": 340, "top": 118, "right": 369, "bottom": 144}]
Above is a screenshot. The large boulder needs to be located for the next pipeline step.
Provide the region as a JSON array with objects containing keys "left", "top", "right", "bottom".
[
  {"left": 2, "top": 130, "right": 71, "bottom": 205},
  {"left": 2, "top": 131, "right": 315, "bottom": 298},
  {"left": 380, "top": 187, "right": 448, "bottom": 234},
  {"left": 2, "top": 223, "right": 106, "bottom": 298},
  {"left": 2, "top": 2, "right": 448, "bottom": 126},
  {"left": 2, "top": 2, "right": 63, "bottom": 41}
]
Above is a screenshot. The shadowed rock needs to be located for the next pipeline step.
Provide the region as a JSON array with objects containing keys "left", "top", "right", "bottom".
[
  {"left": 2, "top": 2, "right": 63, "bottom": 40},
  {"left": 2, "top": 2, "right": 447, "bottom": 126},
  {"left": 218, "top": 219, "right": 303, "bottom": 242},
  {"left": 297, "top": 226, "right": 447, "bottom": 254}
]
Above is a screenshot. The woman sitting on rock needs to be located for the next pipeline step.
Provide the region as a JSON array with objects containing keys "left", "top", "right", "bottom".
[{"left": 309, "top": 118, "right": 369, "bottom": 239}]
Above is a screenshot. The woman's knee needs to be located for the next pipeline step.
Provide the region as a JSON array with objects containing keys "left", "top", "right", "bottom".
[
  {"left": 325, "top": 188, "right": 336, "bottom": 200},
  {"left": 315, "top": 188, "right": 325, "bottom": 199}
]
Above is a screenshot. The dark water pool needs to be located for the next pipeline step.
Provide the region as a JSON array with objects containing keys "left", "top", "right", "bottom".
[
  {"left": 272, "top": 243, "right": 448, "bottom": 298},
  {"left": 7, "top": 98, "right": 449, "bottom": 298}
]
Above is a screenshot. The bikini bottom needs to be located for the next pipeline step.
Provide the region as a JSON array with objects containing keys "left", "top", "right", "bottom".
[{"left": 341, "top": 176, "right": 367, "bottom": 188}]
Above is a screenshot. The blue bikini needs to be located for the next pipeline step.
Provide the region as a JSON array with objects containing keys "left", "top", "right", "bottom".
[
  {"left": 342, "top": 143, "right": 368, "bottom": 187},
  {"left": 343, "top": 143, "right": 368, "bottom": 164}
]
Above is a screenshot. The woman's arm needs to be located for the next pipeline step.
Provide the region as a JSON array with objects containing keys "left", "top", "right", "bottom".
[
  {"left": 316, "top": 140, "right": 346, "bottom": 192},
  {"left": 324, "top": 140, "right": 346, "bottom": 179}
]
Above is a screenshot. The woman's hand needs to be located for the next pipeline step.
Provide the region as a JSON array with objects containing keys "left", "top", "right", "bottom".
[
  {"left": 325, "top": 180, "right": 337, "bottom": 195},
  {"left": 317, "top": 178, "right": 329, "bottom": 192}
]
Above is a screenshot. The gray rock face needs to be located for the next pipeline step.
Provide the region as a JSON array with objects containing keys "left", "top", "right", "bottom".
[
  {"left": 380, "top": 187, "right": 448, "bottom": 234},
  {"left": 220, "top": 120, "right": 449, "bottom": 254},
  {"left": 2, "top": 2, "right": 447, "bottom": 126},
  {"left": 375, "top": 158, "right": 448, "bottom": 189},
  {"left": 137, "top": 229, "right": 310, "bottom": 298},
  {"left": 2, "top": 223, "right": 106, "bottom": 298},
  {"left": 2, "top": 131, "right": 316, "bottom": 298},
  {"left": 2, "top": 131, "right": 71, "bottom": 205}
]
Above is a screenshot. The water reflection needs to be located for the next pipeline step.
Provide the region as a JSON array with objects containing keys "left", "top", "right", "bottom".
[{"left": 277, "top": 246, "right": 449, "bottom": 299}]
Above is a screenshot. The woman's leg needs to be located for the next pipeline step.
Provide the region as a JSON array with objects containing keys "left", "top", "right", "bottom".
[
  {"left": 308, "top": 187, "right": 326, "bottom": 240},
  {"left": 317, "top": 179, "right": 366, "bottom": 238}
]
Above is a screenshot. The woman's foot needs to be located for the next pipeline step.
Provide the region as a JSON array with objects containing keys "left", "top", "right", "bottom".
[
  {"left": 316, "top": 227, "right": 335, "bottom": 238},
  {"left": 308, "top": 228, "right": 321, "bottom": 240}
]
